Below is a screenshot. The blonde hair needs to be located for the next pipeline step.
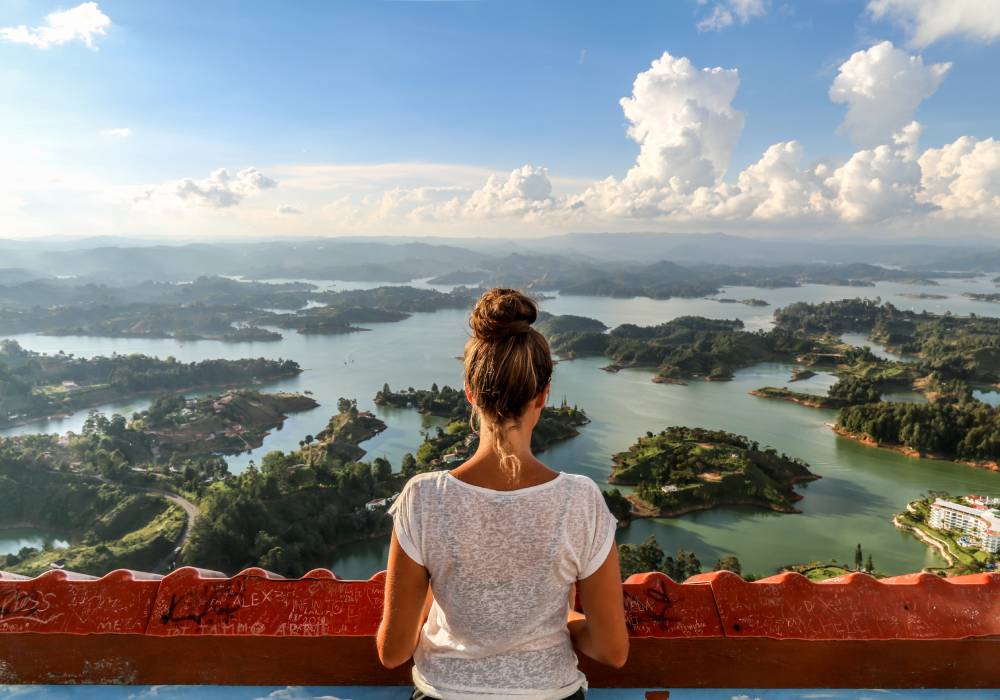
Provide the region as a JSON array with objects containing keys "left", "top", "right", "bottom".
[{"left": 464, "top": 288, "right": 553, "bottom": 479}]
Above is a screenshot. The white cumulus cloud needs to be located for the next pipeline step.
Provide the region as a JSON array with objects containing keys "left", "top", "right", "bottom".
[
  {"left": 705, "top": 141, "right": 826, "bottom": 221},
  {"left": 867, "top": 0, "right": 1000, "bottom": 47},
  {"left": 135, "top": 167, "right": 277, "bottom": 210},
  {"left": 823, "top": 121, "right": 928, "bottom": 222},
  {"left": 462, "top": 165, "right": 554, "bottom": 219},
  {"left": 919, "top": 136, "right": 1000, "bottom": 219},
  {"left": 0, "top": 2, "right": 110, "bottom": 50},
  {"left": 620, "top": 51, "right": 745, "bottom": 190},
  {"left": 175, "top": 168, "right": 277, "bottom": 208},
  {"left": 829, "top": 41, "right": 950, "bottom": 148}
]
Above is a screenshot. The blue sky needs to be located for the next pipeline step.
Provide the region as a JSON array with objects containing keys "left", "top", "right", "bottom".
[{"left": 1, "top": 0, "right": 999, "bottom": 239}]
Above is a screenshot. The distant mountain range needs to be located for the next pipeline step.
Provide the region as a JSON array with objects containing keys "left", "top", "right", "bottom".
[{"left": 1, "top": 232, "right": 997, "bottom": 285}]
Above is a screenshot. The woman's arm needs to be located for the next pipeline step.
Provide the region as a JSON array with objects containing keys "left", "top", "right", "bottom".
[
  {"left": 568, "top": 542, "right": 629, "bottom": 668},
  {"left": 376, "top": 530, "right": 431, "bottom": 669}
]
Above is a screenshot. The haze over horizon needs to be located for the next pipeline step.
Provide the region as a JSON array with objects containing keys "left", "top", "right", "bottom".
[{"left": 2, "top": 0, "right": 1000, "bottom": 242}]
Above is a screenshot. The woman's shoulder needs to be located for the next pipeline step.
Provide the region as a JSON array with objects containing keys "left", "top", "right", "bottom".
[
  {"left": 399, "top": 470, "right": 448, "bottom": 495},
  {"left": 558, "top": 472, "right": 606, "bottom": 498}
]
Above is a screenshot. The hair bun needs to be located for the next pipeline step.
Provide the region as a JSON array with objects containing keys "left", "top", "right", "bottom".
[{"left": 469, "top": 288, "right": 538, "bottom": 342}]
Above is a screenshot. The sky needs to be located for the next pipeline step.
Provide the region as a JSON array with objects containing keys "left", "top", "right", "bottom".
[{"left": 1, "top": 0, "right": 1000, "bottom": 241}]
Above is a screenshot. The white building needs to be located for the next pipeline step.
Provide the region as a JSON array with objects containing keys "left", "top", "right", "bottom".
[
  {"left": 929, "top": 498, "right": 1000, "bottom": 554},
  {"left": 365, "top": 498, "right": 388, "bottom": 512}
]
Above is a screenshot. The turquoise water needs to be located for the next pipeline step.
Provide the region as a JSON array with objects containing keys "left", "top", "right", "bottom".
[
  {"left": 0, "top": 528, "right": 68, "bottom": 556},
  {"left": 4, "top": 277, "right": 1000, "bottom": 579}
]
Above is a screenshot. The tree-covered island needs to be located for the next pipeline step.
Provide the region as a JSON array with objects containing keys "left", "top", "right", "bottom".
[
  {"left": 763, "top": 299, "right": 1000, "bottom": 468},
  {"left": 544, "top": 315, "right": 819, "bottom": 381},
  {"left": 0, "top": 340, "right": 303, "bottom": 429},
  {"left": 609, "top": 427, "right": 819, "bottom": 518},
  {"left": 132, "top": 390, "right": 319, "bottom": 458},
  {"left": 374, "top": 383, "right": 589, "bottom": 470}
]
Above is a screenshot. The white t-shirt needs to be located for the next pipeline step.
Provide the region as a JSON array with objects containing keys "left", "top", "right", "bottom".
[{"left": 388, "top": 469, "right": 619, "bottom": 700}]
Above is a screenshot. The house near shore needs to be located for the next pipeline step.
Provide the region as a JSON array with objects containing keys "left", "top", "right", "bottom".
[{"left": 365, "top": 497, "right": 388, "bottom": 511}]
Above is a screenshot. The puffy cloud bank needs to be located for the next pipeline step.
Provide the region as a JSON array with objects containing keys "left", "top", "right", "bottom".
[
  {"left": 332, "top": 43, "right": 999, "bottom": 234},
  {"left": 1, "top": 2, "right": 110, "bottom": 50}
]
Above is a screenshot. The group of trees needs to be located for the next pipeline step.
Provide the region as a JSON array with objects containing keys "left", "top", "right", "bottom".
[
  {"left": 618, "top": 534, "right": 745, "bottom": 581},
  {"left": 854, "top": 543, "right": 876, "bottom": 573},
  {"left": 838, "top": 399, "right": 1000, "bottom": 461},
  {"left": 182, "top": 411, "right": 400, "bottom": 576},
  {"left": 1, "top": 339, "right": 303, "bottom": 426}
]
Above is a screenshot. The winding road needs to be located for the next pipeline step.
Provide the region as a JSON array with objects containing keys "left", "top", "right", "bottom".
[{"left": 48, "top": 469, "right": 199, "bottom": 574}]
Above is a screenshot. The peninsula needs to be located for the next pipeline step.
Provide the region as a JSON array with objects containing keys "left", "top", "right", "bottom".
[
  {"left": 610, "top": 427, "right": 819, "bottom": 517},
  {"left": 0, "top": 340, "right": 303, "bottom": 429}
]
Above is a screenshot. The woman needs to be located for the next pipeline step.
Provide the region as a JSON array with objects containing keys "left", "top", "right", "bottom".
[{"left": 377, "top": 288, "right": 629, "bottom": 699}]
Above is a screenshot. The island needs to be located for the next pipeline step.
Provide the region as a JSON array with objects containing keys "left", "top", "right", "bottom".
[
  {"left": 0, "top": 279, "right": 485, "bottom": 341},
  {"left": 310, "top": 398, "right": 388, "bottom": 463},
  {"left": 543, "top": 314, "right": 819, "bottom": 381},
  {"left": 609, "top": 427, "right": 819, "bottom": 518},
  {"left": 711, "top": 297, "right": 770, "bottom": 306},
  {"left": 963, "top": 292, "right": 1000, "bottom": 304},
  {"left": 133, "top": 390, "right": 319, "bottom": 458},
  {"left": 789, "top": 368, "right": 816, "bottom": 382},
  {"left": 374, "top": 383, "right": 589, "bottom": 469},
  {"left": 751, "top": 374, "right": 883, "bottom": 409},
  {"left": 0, "top": 340, "right": 304, "bottom": 429},
  {"left": 749, "top": 387, "right": 846, "bottom": 409},
  {"left": 900, "top": 293, "right": 948, "bottom": 300}
]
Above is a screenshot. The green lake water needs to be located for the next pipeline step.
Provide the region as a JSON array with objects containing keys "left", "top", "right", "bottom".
[{"left": 4, "top": 276, "right": 1000, "bottom": 578}]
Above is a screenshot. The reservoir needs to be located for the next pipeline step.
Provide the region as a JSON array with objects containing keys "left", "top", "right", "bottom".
[{"left": 3, "top": 275, "right": 1000, "bottom": 579}]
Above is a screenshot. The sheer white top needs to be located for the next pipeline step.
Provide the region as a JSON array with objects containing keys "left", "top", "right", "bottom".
[{"left": 389, "top": 470, "right": 618, "bottom": 700}]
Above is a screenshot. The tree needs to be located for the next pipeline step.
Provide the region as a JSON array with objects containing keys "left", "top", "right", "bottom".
[
  {"left": 602, "top": 488, "right": 632, "bottom": 523},
  {"left": 337, "top": 397, "right": 355, "bottom": 414},
  {"left": 401, "top": 453, "right": 417, "bottom": 476},
  {"left": 865, "top": 553, "right": 874, "bottom": 573},
  {"left": 371, "top": 457, "right": 392, "bottom": 483},
  {"left": 713, "top": 555, "right": 742, "bottom": 576},
  {"left": 854, "top": 543, "right": 864, "bottom": 571},
  {"left": 618, "top": 535, "right": 664, "bottom": 579},
  {"left": 662, "top": 549, "right": 702, "bottom": 581}
]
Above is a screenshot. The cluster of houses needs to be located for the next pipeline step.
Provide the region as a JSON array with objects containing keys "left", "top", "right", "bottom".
[
  {"left": 928, "top": 495, "right": 1000, "bottom": 554},
  {"left": 439, "top": 433, "right": 477, "bottom": 467}
]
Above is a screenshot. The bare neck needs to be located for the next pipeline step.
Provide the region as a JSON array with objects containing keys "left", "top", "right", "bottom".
[{"left": 449, "top": 422, "right": 558, "bottom": 491}]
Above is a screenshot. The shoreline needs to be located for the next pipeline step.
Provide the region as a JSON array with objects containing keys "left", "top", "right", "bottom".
[
  {"left": 0, "top": 371, "right": 304, "bottom": 433},
  {"left": 831, "top": 425, "right": 1000, "bottom": 472},
  {"left": 891, "top": 514, "right": 954, "bottom": 570},
  {"left": 622, "top": 493, "right": 803, "bottom": 520}
]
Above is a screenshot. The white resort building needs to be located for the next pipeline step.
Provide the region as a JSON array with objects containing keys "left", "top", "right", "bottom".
[{"left": 928, "top": 497, "right": 1000, "bottom": 554}]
